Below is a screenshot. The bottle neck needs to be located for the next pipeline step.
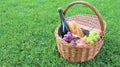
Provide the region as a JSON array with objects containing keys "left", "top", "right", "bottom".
[{"left": 58, "top": 9, "right": 66, "bottom": 23}]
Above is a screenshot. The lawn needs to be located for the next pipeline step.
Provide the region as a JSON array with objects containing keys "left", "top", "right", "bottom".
[{"left": 0, "top": 0, "right": 120, "bottom": 67}]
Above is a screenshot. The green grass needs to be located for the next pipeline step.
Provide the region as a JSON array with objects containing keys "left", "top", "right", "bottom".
[{"left": 0, "top": 0, "right": 120, "bottom": 67}]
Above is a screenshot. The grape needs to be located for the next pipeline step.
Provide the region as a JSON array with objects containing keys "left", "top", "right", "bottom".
[
  {"left": 63, "top": 37, "right": 68, "bottom": 41},
  {"left": 83, "top": 36, "right": 87, "bottom": 41},
  {"left": 67, "top": 32, "right": 72, "bottom": 35},
  {"left": 90, "top": 41, "right": 94, "bottom": 44},
  {"left": 89, "top": 31, "right": 98, "bottom": 37},
  {"left": 63, "top": 35, "right": 72, "bottom": 42},
  {"left": 89, "top": 34, "right": 94, "bottom": 37},
  {"left": 70, "top": 39, "right": 76, "bottom": 44},
  {"left": 81, "top": 31, "right": 99, "bottom": 45},
  {"left": 90, "top": 31, "right": 97, "bottom": 35},
  {"left": 63, "top": 32, "right": 73, "bottom": 42},
  {"left": 95, "top": 34, "right": 100, "bottom": 39},
  {"left": 92, "top": 36, "right": 98, "bottom": 42},
  {"left": 86, "top": 38, "right": 91, "bottom": 44}
]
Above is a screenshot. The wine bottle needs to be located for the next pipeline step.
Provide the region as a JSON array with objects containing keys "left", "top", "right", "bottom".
[{"left": 58, "top": 8, "right": 70, "bottom": 38}]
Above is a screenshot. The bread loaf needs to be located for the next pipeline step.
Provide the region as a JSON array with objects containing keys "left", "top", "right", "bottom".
[{"left": 68, "top": 21, "right": 84, "bottom": 37}]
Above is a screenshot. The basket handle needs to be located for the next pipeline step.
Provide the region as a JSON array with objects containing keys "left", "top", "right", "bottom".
[{"left": 63, "top": 1, "right": 104, "bottom": 36}]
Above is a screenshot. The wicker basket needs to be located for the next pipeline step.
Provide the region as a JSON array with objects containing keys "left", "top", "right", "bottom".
[{"left": 54, "top": 1, "right": 106, "bottom": 62}]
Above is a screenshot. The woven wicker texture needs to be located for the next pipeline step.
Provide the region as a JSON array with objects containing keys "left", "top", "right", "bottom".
[{"left": 55, "top": 1, "right": 106, "bottom": 62}]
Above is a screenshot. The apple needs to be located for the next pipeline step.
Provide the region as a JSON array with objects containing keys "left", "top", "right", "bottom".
[
  {"left": 75, "top": 39, "right": 81, "bottom": 44},
  {"left": 80, "top": 39, "right": 86, "bottom": 45},
  {"left": 76, "top": 39, "right": 87, "bottom": 46}
]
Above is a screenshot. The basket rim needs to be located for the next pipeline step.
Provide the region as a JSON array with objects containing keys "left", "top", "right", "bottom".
[
  {"left": 66, "top": 14, "right": 98, "bottom": 18},
  {"left": 66, "top": 14, "right": 107, "bottom": 33}
]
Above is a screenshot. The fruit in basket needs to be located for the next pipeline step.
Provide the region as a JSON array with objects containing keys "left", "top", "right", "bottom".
[
  {"left": 95, "top": 34, "right": 100, "bottom": 39},
  {"left": 81, "top": 31, "right": 100, "bottom": 45},
  {"left": 90, "top": 41, "right": 94, "bottom": 44},
  {"left": 76, "top": 39, "right": 86, "bottom": 46},
  {"left": 89, "top": 31, "right": 97, "bottom": 36},
  {"left": 89, "top": 31, "right": 100, "bottom": 40},
  {"left": 80, "top": 39, "right": 87, "bottom": 45},
  {"left": 68, "top": 21, "right": 84, "bottom": 37},
  {"left": 70, "top": 39, "right": 76, "bottom": 44},
  {"left": 92, "top": 36, "right": 98, "bottom": 42},
  {"left": 63, "top": 32, "right": 73, "bottom": 42},
  {"left": 83, "top": 36, "right": 87, "bottom": 41},
  {"left": 86, "top": 38, "right": 91, "bottom": 44},
  {"left": 62, "top": 31, "right": 100, "bottom": 45}
]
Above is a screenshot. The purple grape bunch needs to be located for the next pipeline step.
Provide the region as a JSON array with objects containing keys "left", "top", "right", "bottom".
[
  {"left": 62, "top": 32, "right": 76, "bottom": 44},
  {"left": 63, "top": 32, "right": 72, "bottom": 42}
]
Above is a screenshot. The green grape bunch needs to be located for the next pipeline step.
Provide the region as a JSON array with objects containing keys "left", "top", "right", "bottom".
[{"left": 83, "top": 31, "right": 100, "bottom": 45}]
